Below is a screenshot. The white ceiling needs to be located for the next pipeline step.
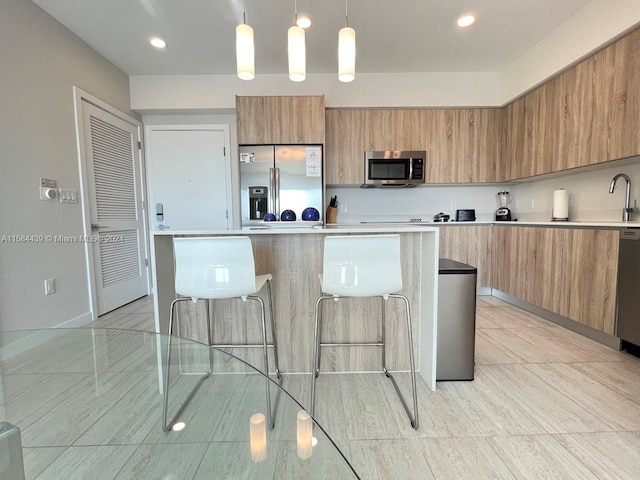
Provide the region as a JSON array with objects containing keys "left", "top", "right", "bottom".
[{"left": 33, "top": 0, "right": 593, "bottom": 76}]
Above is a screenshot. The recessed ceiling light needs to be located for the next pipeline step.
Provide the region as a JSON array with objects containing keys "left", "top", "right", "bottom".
[
  {"left": 149, "top": 37, "right": 167, "bottom": 49},
  {"left": 296, "top": 15, "right": 311, "bottom": 29},
  {"left": 457, "top": 15, "right": 475, "bottom": 28}
]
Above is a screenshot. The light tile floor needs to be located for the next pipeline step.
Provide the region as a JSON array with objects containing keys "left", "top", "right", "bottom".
[{"left": 90, "top": 294, "right": 640, "bottom": 479}]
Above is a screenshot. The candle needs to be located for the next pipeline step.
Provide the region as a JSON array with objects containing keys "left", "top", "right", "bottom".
[
  {"left": 297, "top": 410, "right": 313, "bottom": 459},
  {"left": 249, "top": 413, "right": 267, "bottom": 462}
]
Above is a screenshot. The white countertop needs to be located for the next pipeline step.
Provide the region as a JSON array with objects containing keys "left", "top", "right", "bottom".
[
  {"left": 492, "top": 220, "right": 640, "bottom": 227},
  {"left": 151, "top": 224, "right": 440, "bottom": 235},
  {"left": 343, "top": 220, "right": 640, "bottom": 228},
  {"left": 151, "top": 220, "right": 640, "bottom": 236}
]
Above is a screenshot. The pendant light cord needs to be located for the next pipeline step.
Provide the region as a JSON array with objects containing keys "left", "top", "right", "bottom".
[
  {"left": 345, "top": 0, "right": 349, "bottom": 27},
  {"left": 243, "top": 0, "right": 247, "bottom": 24},
  {"left": 294, "top": 0, "right": 298, "bottom": 23}
]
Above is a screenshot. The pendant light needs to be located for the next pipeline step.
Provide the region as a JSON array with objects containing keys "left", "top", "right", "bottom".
[
  {"left": 338, "top": 0, "right": 356, "bottom": 82},
  {"left": 236, "top": 0, "right": 255, "bottom": 80},
  {"left": 288, "top": 0, "right": 306, "bottom": 82}
]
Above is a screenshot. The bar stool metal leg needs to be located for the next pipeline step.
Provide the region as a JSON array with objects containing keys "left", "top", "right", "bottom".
[
  {"left": 162, "top": 297, "right": 213, "bottom": 432},
  {"left": 310, "top": 295, "right": 330, "bottom": 417},
  {"left": 247, "top": 293, "right": 281, "bottom": 430},
  {"left": 266, "top": 279, "right": 281, "bottom": 380},
  {"left": 383, "top": 294, "right": 419, "bottom": 429}
]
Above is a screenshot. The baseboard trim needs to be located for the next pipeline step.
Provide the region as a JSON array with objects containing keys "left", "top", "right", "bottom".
[
  {"left": 477, "top": 287, "right": 492, "bottom": 296},
  {"left": 491, "top": 290, "right": 622, "bottom": 350},
  {"left": 54, "top": 312, "right": 94, "bottom": 328},
  {"left": 0, "top": 313, "right": 94, "bottom": 360}
]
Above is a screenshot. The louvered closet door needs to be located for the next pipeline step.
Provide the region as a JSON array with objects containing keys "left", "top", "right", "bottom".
[{"left": 83, "top": 101, "right": 147, "bottom": 315}]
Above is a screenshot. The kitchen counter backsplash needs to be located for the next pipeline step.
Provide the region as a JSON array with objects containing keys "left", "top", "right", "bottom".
[
  {"left": 327, "top": 157, "right": 640, "bottom": 226},
  {"left": 326, "top": 184, "right": 498, "bottom": 225}
]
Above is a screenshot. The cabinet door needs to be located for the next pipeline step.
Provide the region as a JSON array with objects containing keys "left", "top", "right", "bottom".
[
  {"left": 363, "top": 109, "right": 427, "bottom": 152},
  {"left": 237, "top": 95, "right": 325, "bottom": 145},
  {"left": 596, "top": 30, "right": 640, "bottom": 163},
  {"left": 277, "top": 96, "right": 325, "bottom": 144},
  {"left": 325, "top": 109, "right": 365, "bottom": 185},
  {"left": 427, "top": 109, "right": 501, "bottom": 183},
  {"left": 492, "top": 226, "right": 618, "bottom": 335},
  {"left": 438, "top": 226, "right": 492, "bottom": 288},
  {"left": 237, "top": 96, "right": 275, "bottom": 144}
]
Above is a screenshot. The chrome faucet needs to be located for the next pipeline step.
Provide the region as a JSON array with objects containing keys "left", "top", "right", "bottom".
[{"left": 609, "top": 173, "right": 633, "bottom": 221}]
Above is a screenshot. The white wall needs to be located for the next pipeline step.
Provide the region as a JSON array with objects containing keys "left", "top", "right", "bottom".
[
  {"left": 0, "top": 0, "right": 136, "bottom": 330},
  {"left": 129, "top": 1, "right": 640, "bottom": 110},
  {"left": 502, "top": 0, "right": 640, "bottom": 102},
  {"left": 131, "top": 72, "right": 503, "bottom": 110},
  {"left": 326, "top": 185, "right": 501, "bottom": 224},
  {"left": 328, "top": 156, "right": 640, "bottom": 224},
  {"left": 509, "top": 158, "right": 640, "bottom": 222}
]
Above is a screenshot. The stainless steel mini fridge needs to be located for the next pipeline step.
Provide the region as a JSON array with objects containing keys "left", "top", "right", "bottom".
[
  {"left": 239, "top": 145, "right": 323, "bottom": 226},
  {"left": 437, "top": 259, "right": 477, "bottom": 381}
]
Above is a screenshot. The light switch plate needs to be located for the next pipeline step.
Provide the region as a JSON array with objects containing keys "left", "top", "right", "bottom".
[
  {"left": 59, "top": 188, "right": 78, "bottom": 203},
  {"left": 44, "top": 278, "right": 55, "bottom": 295}
]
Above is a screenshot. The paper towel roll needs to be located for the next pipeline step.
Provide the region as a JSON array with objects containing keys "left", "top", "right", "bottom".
[{"left": 553, "top": 189, "right": 569, "bottom": 220}]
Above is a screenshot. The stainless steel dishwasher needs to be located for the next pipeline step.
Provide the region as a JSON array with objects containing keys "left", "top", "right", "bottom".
[{"left": 617, "top": 228, "right": 640, "bottom": 349}]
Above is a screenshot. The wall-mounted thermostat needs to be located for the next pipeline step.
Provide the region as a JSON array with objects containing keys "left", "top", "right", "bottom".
[{"left": 39, "top": 178, "right": 57, "bottom": 201}]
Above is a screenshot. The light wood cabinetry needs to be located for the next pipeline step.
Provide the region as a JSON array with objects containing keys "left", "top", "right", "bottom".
[
  {"left": 325, "top": 109, "right": 366, "bottom": 184},
  {"left": 505, "top": 28, "right": 640, "bottom": 180},
  {"left": 363, "top": 109, "right": 427, "bottom": 152},
  {"left": 438, "top": 225, "right": 492, "bottom": 289},
  {"left": 237, "top": 95, "right": 325, "bottom": 145},
  {"left": 426, "top": 109, "right": 502, "bottom": 183},
  {"left": 325, "top": 108, "right": 501, "bottom": 184},
  {"left": 492, "top": 226, "right": 618, "bottom": 335}
]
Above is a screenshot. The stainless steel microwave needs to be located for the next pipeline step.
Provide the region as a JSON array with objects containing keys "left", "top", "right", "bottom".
[{"left": 363, "top": 150, "right": 426, "bottom": 187}]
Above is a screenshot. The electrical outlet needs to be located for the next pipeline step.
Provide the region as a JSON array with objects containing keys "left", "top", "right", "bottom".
[
  {"left": 528, "top": 198, "right": 535, "bottom": 209},
  {"left": 450, "top": 202, "right": 457, "bottom": 212},
  {"left": 340, "top": 203, "right": 347, "bottom": 213},
  {"left": 44, "top": 278, "right": 56, "bottom": 295}
]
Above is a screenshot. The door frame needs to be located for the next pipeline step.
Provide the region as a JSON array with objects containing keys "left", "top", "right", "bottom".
[
  {"left": 73, "top": 87, "right": 151, "bottom": 321},
  {"left": 143, "top": 124, "right": 234, "bottom": 231}
]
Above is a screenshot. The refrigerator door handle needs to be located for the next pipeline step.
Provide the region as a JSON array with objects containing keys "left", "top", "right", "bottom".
[
  {"left": 275, "top": 167, "right": 281, "bottom": 219},
  {"left": 269, "top": 167, "right": 275, "bottom": 216}
]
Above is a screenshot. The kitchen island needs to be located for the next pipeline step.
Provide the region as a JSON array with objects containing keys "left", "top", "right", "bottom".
[{"left": 151, "top": 225, "right": 439, "bottom": 390}]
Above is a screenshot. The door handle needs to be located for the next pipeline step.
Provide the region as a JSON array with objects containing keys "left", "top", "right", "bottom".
[{"left": 91, "top": 224, "right": 110, "bottom": 231}]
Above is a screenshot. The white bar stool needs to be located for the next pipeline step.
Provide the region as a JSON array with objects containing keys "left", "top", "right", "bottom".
[
  {"left": 162, "top": 236, "right": 281, "bottom": 432},
  {"left": 310, "top": 234, "right": 419, "bottom": 429}
]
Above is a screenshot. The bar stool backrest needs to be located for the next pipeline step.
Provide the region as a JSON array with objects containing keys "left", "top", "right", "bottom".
[
  {"left": 321, "top": 234, "right": 403, "bottom": 297},
  {"left": 173, "top": 236, "right": 257, "bottom": 300}
]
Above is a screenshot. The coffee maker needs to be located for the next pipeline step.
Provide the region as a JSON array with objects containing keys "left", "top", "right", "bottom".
[{"left": 495, "top": 191, "right": 512, "bottom": 221}]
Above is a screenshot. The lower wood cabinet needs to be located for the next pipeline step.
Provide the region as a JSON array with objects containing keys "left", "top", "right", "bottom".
[
  {"left": 438, "top": 225, "right": 492, "bottom": 289},
  {"left": 491, "top": 226, "right": 619, "bottom": 335}
]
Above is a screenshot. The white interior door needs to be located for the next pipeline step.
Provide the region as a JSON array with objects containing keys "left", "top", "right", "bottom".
[
  {"left": 82, "top": 101, "right": 148, "bottom": 315},
  {"left": 146, "top": 127, "right": 230, "bottom": 230}
]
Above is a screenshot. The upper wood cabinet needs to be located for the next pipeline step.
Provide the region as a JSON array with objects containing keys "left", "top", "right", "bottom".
[
  {"left": 325, "top": 109, "right": 365, "bottom": 184},
  {"left": 325, "top": 108, "right": 501, "bottom": 185},
  {"left": 236, "top": 95, "right": 325, "bottom": 145},
  {"left": 426, "top": 109, "right": 502, "bottom": 183},
  {"left": 505, "top": 28, "right": 640, "bottom": 180}
]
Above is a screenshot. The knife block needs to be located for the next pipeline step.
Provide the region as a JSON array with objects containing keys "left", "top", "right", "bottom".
[{"left": 326, "top": 206, "right": 338, "bottom": 224}]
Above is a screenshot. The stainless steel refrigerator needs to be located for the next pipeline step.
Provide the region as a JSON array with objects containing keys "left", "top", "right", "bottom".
[{"left": 239, "top": 145, "right": 323, "bottom": 226}]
